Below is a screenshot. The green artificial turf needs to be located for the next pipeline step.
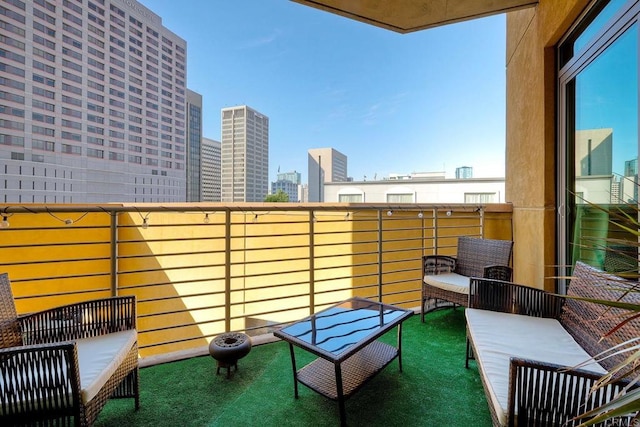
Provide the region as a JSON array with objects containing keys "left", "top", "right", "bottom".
[{"left": 95, "top": 309, "right": 492, "bottom": 426}]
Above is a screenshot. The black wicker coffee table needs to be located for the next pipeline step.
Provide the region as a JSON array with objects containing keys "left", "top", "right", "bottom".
[{"left": 273, "top": 297, "right": 413, "bottom": 426}]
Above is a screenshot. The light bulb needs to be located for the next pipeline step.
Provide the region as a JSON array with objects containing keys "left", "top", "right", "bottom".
[
  {"left": 418, "top": 212, "right": 424, "bottom": 219},
  {"left": 0, "top": 216, "right": 9, "bottom": 228},
  {"left": 446, "top": 210, "right": 452, "bottom": 217},
  {"left": 142, "top": 217, "right": 149, "bottom": 229},
  {"left": 344, "top": 213, "right": 350, "bottom": 221},
  {"left": 204, "top": 213, "right": 210, "bottom": 224},
  {"left": 64, "top": 218, "right": 73, "bottom": 225},
  {"left": 387, "top": 210, "right": 393, "bottom": 216}
]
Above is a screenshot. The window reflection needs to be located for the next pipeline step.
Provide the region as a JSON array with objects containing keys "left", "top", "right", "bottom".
[
  {"left": 569, "top": 23, "right": 638, "bottom": 271},
  {"left": 574, "top": 0, "right": 628, "bottom": 55}
]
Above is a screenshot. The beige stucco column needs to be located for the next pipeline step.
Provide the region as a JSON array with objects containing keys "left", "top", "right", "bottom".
[{"left": 505, "top": 0, "right": 588, "bottom": 290}]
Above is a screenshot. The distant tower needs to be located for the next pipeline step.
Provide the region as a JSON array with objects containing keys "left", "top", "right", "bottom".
[
  {"left": 186, "top": 90, "right": 203, "bottom": 202},
  {"left": 308, "top": 148, "right": 348, "bottom": 202},
  {"left": 455, "top": 166, "right": 473, "bottom": 179},
  {"left": 221, "top": 106, "right": 269, "bottom": 202},
  {"left": 201, "top": 138, "right": 221, "bottom": 202},
  {"left": 622, "top": 158, "right": 639, "bottom": 203},
  {"left": 272, "top": 171, "right": 302, "bottom": 202}
]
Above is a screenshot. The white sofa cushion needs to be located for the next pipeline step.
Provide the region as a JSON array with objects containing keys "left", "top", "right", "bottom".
[
  {"left": 423, "top": 272, "right": 469, "bottom": 294},
  {"left": 76, "top": 330, "right": 137, "bottom": 404},
  {"left": 466, "top": 308, "right": 606, "bottom": 426}
]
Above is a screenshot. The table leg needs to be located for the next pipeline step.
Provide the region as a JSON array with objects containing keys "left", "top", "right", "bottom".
[
  {"left": 334, "top": 362, "right": 346, "bottom": 426},
  {"left": 287, "top": 343, "right": 299, "bottom": 398},
  {"left": 397, "top": 323, "right": 403, "bottom": 372}
]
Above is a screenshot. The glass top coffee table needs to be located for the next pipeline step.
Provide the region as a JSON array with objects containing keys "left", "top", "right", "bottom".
[{"left": 273, "top": 297, "right": 413, "bottom": 426}]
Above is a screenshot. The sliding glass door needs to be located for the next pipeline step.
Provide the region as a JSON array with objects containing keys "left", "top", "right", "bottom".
[{"left": 558, "top": 0, "right": 638, "bottom": 283}]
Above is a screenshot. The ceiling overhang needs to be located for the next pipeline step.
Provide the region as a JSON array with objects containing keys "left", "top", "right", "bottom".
[{"left": 292, "top": 0, "right": 538, "bottom": 33}]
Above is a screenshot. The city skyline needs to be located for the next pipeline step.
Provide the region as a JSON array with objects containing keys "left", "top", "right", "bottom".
[{"left": 141, "top": 0, "right": 507, "bottom": 185}]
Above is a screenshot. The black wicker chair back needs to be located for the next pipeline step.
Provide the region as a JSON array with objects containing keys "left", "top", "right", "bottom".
[{"left": 455, "top": 237, "right": 513, "bottom": 278}]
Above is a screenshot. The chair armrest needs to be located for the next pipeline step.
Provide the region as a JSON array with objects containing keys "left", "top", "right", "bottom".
[
  {"left": 423, "top": 255, "right": 456, "bottom": 275},
  {"left": 483, "top": 265, "right": 512, "bottom": 282},
  {"left": 0, "top": 342, "right": 82, "bottom": 417},
  {"left": 19, "top": 296, "right": 136, "bottom": 345},
  {"left": 508, "top": 357, "right": 636, "bottom": 426},
  {"left": 469, "top": 278, "right": 563, "bottom": 318}
]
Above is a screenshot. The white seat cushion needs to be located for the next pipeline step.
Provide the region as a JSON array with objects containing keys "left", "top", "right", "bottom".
[
  {"left": 423, "top": 272, "right": 469, "bottom": 294},
  {"left": 0, "top": 330, "right": 137, "bottom": 414},
  {"left": 465, "top": 309, "right": 606, "bottom": 426},
  {"left": 76, "top": 330, "right": 137, "bottom": 404}
]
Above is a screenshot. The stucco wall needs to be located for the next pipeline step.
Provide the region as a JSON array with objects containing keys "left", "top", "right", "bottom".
[{"left": 506, "top": 0, "right": 589, "bottom": 290}]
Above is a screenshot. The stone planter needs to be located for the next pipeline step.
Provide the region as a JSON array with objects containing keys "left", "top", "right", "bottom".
[{"left": 209, "top": 332, "right": 252, "bottom": 378}]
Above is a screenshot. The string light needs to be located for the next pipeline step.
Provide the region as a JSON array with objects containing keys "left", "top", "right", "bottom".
[
  {"left": 0, "top": 216, "right": 9, "bottom": 228},
  {"left": 142, "top": 217, "right": 149, "bottom": 229},
  {"left": 417, "top": 211, "right": 424, "bottom": 219},
  {"left": 204, "top": 213, "right": 210, "bottom": 224},
  {"left": 344, "top": 213, "right": 350, "bottom": 221},
  {"left": 446, "top": 210, "right": 452, "bottom": 216},
  {"left": 45, "top": 210, "right": 88, "bottom": 226},
  {"left": 387, "top": 210, "right": 393, "bottom": 216},
  {"left": 252, "top": 214, "right": 258, "bottom": 223}
]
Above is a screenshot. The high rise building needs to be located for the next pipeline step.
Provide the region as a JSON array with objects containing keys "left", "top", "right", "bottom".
[
  {"left": 308, "top": 148, "right": 347, "bottom": 202},
  {"left": 622, "top": 158, "right": 639, "bottom": 203},
  {"left": 186, "top": 89, "right": 202, "bottom": 202},
  {"left": 201, "top": 137, "right": 221, "bottom": 202},
  {"left": 455, "top": 166, "right": 473, "bottom": 179},
  {"left": 221, "top": 106, "right": 269, "bottom": 202},
  {"left": 0, "top": 0, "right": 188, "bottom": 203},
  {"left": 271, "top": 171, "right": 301, "bottom": 202}
]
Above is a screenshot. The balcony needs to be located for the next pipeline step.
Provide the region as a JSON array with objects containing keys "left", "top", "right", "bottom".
[
  {"left": 95, "top": 309, "right": 494, "bottom": 426},
  {"left": 0, "top": 202, "right": 511, "bottom": 362}
]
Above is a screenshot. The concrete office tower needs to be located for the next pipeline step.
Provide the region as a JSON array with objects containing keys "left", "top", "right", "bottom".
[
  {"left": 574, "top": 129, "right": 614, "bottom": 204},
  {"left": 308, "top": 148, "right": 347, "bottom": 202},
  {"left": 201, "top": 137, "right": 221, "bottom": 202},
  {"left": 186, "top": 89, "right": 202, "bottom": 202},
  {"left": 0, "top": 0, "right": 188, "bottom": 203},
  {"left": 271, "top": 171, "right": 301, "bottom": 202},
  {"left": 221, "top": 106, "right": 269, "bottom": 202},
  {"left": 455, "top": 166, "right": 473, "bottom": 179}
]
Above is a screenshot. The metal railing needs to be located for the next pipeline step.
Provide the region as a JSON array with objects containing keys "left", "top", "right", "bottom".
[{"left": 0, "top": 203, "right": 512, "bottom": 359}]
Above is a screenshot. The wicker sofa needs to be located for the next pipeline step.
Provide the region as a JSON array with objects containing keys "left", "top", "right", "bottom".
[
  {"left": 465, "top": 261, "right": 640, "bottom": 426},
  {"left": 421, "top": 236, "right": 513, "bottom": 322},
  {"left": 0, "top": 273, "right": 139, "bottom": 426}
]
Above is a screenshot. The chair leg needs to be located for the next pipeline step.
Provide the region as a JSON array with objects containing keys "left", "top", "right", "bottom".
[{"left": 465, "top": 338, "right": 473, "bottom": 369}]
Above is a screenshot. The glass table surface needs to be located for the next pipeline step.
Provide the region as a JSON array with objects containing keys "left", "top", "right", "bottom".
[{"left": 276, "top": 297, "right": 411, "bottom": 357}]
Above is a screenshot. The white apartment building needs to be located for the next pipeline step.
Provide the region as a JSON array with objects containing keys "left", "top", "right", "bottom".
[
  {"left": 308, "top": 147, "right": 347, "bottom": 202},
  {"left": 221, "top": 105, "right": 269, "bottom": 202},
  {"left": 201, "top": 136, "right": 221, "bottom": 202},
  {"left": 0, "top": 0, "right": 187, "bottom": 203},
  {"left": 324, "top": 177, "right": 506, "bottom": 203}
]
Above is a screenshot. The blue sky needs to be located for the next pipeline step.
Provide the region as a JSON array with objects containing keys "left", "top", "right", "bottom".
[{"left": 141, "top": 0, "right": 506, "bottom": 184}]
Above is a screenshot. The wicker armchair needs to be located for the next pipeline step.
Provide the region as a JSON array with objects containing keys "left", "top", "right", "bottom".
[
  {"left": 0, "top": 273, "right": 139, "bottom": 426},
  {"left": 421, "top": 236, "right": 513, "bottom": 322}
]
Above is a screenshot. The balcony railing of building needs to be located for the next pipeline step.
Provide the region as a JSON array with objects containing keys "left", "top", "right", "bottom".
[{"left": 0, "top": 202, "right": 512, "bottom": 362}]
